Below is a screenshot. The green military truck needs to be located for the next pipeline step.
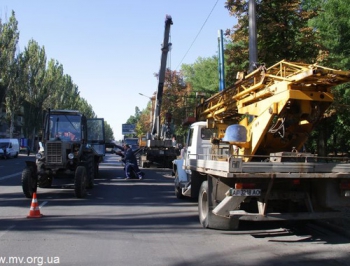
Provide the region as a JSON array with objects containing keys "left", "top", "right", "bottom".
[{"left": 21, "top": 109, "right": 105, "bottom": 198}]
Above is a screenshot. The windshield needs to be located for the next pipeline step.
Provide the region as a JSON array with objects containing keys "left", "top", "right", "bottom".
[
  {"left": 0, "top": 142, "right": 9, "bottom": 149},
  {"left": 48, "top": 114, "right": 81, "bottom": 141},
  {"left": 201, "top": 128, "right": 216, "bottom": 140}
]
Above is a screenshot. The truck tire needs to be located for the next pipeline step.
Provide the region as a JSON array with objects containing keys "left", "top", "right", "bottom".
[
  {"left": 21, "top": 167, "right": 37, "bottom": 198},
  {"left": 190, "top": 170, "right": 205, "bottom": 199},
  {"left": 198, "top": 181, "right": 239, "bottom": 230},
  {"left": 174, "top": 171, "right": 184, "bottom": 199},
  {"left": 75, "top": 166, "right": 87, "bottom": 198}
]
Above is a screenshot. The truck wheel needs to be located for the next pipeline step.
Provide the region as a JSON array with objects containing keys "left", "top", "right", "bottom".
[
  {"left": 174, "top": 171, "right": 184, "bottom": 199},
  {"left": 75, "top": 166, "right": 87, "bottom": 198},
  {"left": 198, "top": 181, "right": 239, "bottom": 230},
  {"left": 21, "top": 167, "right": 37, "bottom": 198}
]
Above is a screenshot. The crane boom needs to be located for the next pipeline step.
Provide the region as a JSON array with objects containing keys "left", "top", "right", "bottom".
[
  {"left": 151, "top": 15, "right": 173, "bottom": 137},
  {"left": 196, "top": 60, "right": 350, "bottom": 161},
  {"left": 139, "top": 15, "right": 176, "bottom": 169}
]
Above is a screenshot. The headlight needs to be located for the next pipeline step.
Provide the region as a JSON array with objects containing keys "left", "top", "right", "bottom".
[
  {"left": 36, "top": 153, "right": 42, "bottom": 159},
  {"left": 68, "top": 153, "right": 75, "bottom": 160}
]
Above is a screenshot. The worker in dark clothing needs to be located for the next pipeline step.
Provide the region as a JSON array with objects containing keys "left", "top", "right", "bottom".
[{"left": 115, "top": 144, "right": 144, "bottom": 179}]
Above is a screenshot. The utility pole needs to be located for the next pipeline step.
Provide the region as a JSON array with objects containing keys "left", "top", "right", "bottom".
[
  {"left": 218, "top": 29, "right": 225, "bottom": 92},
  {"left": 249, "top": 0, "right": 258, "bottom": 72}
]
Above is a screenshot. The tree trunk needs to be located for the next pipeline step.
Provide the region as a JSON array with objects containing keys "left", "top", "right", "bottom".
[
  {"left": 9, "top": 112, "right": 15, "bottom": 138},
  {"left": 31, "top": 128, "right": 36, "bottom": 152}
]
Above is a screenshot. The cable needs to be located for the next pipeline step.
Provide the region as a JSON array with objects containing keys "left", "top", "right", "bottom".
[{"left": 175, "top": 0, "right": 219, "bottom": 70}]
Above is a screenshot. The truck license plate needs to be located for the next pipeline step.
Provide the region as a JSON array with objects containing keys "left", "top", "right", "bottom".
[{"left": 231, "top": 189, "right": 261, "bottom": 196}]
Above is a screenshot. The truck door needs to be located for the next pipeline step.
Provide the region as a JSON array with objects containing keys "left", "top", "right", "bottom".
[
  {"left": 184, "top": 123, "right": 217, "bottom": 166},
  {"left": 87, "top": 118, "right": 105, "bottom": 156},
  {"left": 183, "top": 125, "right": 196, "bottom": 170}
]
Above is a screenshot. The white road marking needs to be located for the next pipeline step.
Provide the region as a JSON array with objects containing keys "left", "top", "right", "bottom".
[
  {"left": 0, "top": 172, "right": 21, "bottom": 181},
  {"left": 0, "top": 225, "right": 16, "bottom": 238},
  {"left": 39, "top": 201, "right": 48, "bottom": 208}
]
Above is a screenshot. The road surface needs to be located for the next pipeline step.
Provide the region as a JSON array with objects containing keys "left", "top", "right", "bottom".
[{"left": 0, "top": 153, "right": 349, "bottom": 266}]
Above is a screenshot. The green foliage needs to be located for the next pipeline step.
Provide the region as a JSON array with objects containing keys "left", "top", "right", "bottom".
[
  {"left": 0, "top": 11, "right": 19, "bottom": 107},
  {"left": 309, "top": 0, "right": 350, "bottom": 69},
  {"left": 181, "top": 56, "right": 219, "bottom": 96},
  {"left": 104, "top": 121, "right": 114, "bottom": 142},
  {"left": 21, "top": 39, "right": 48, "bottom": 140},
  {"left": 305, "top": 0, "right": 350, "bottom": 155},
  {"left": 0, "top": 10, "right": 114, "bottom": 141},
  {"left": 4, "top": 51, "right": 26, "bottom": 137},
  {"left": 126, "top": 106, "right": 141, "bottom": 125},
  {"left": 224, "top": 0, "right": 320, "bottom": 76}
]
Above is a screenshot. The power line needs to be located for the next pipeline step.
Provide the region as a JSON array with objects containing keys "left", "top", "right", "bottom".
[{"left": 175, "top": 0, "right": 219, "bottom": 70}]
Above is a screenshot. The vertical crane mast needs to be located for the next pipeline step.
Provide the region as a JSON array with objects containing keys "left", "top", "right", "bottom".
[
  {"left": 151, "top": 15, "right": 173, "bottom": 138},
  {"left": 248, "top": 0, "right": 257, "bottom": 72}
]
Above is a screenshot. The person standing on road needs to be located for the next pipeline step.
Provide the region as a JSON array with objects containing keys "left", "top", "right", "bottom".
[{"left": 115, "top": 144, "right": 144, "bottom": 180}]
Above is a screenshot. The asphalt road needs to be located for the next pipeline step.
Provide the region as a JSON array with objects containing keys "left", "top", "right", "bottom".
[{"left": 1, "top": 154, "right": 350, "bottom": 266}]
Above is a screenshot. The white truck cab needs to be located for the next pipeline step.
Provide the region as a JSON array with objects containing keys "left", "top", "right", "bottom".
[{"left": 173, "top": 122, "right": 221, "bottom": 198}]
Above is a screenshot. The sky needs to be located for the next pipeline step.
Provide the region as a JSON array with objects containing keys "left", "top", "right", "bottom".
[{"left": 1, "top": 0, "right": 237, "bottom": 141}]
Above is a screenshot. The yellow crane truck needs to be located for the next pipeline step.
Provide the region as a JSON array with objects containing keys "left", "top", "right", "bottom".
[{"left": 173, "top": 60, "right": 350, "bottom": 230}]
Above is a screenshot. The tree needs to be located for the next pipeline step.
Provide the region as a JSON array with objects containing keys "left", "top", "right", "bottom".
[
  {"left": 0, "top": 10, "right": 107, "bottom": 142},
  {"left": 224, "top": 0, "right": 320, "bottom": 80},
  {"left": 4, "top": 52, "right": 26, "bottom": 138},
  {"left": 162, "top": 69, "right": 193, "bottom": 143},
  {"left": 181, "top": 56, "right": 219, "bottom": 97},
  {"left": 42, "top": 59, "right": 65, "bottom": 110},
  {"left": 22, "top": 39, "right": 47, "bottom": 144},
  {"left": 309, "top": 0, "right": 350, "bottom": 69},
  {"left": 0, "top": 11, "right": 19, "bottom": 108},
  {"left": 104, "top": 121, "right": 114, "bottom": 142},
  {"left": 126, "top": 106, "right": 141, "bottom": 125},
  {"left": 134, "top": 69, "right": 195, "bottom": 143},
  {"left": 124, "top": 107, "right": 141, "bottom": 137},
  {"left": 76, "top": 97, "right": 95, "bottom": 118},
  {"left": 135, "top": 102, "right": 153, "bottom": 137},
  {"left": 304, "top": 0, "right": 350, "bottom": 155}
]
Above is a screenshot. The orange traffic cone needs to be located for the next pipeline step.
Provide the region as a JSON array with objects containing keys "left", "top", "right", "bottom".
[{"left": 27, "top": 192, "right": 43, "bottom": 218}]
